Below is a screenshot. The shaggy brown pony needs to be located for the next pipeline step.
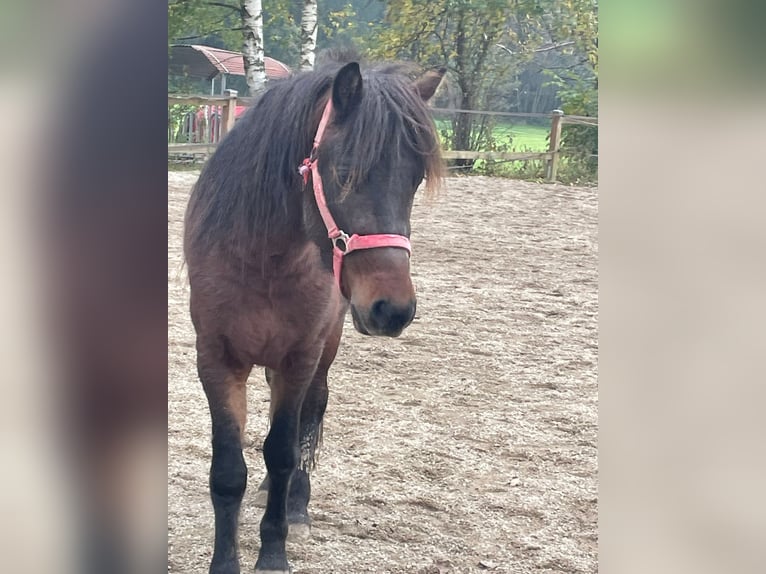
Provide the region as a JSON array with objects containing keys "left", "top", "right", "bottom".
[{"left": 184, "top": 59, "right": 444, "bottom": 574}]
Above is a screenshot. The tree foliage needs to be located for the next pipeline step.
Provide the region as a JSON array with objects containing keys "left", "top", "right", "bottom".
[
  {"left": 367, "top": 0, "right": 597, "bottom": 158},
  {"left": 168, "top": 0, "right": 386, "bottom": 68},
  {"left": 544, "top": 0, "right": 598, "bottom": 180},
  {"left": 168, "top": 0, "right": 244, "bottom": 50},
  {"left": 370, "top": 0, "right": 517, "bottom": 154}
]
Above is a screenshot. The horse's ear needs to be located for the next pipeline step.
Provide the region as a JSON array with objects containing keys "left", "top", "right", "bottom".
[
  {"left": 332, "top": 62, "right": 363, "bottom": 121},
  {"left": 414, "top": 67, "right": 447, "bottom": 102}
]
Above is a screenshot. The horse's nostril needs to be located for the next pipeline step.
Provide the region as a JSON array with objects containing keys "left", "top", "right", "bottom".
[
  {"left": 370, "top": 299, "right": 392, "bottom": 323},
  {"left": 369, "top": 299, "right": 415, "bottom": 333}
]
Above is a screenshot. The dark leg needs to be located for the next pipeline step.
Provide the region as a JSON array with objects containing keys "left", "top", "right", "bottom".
[
  {"left": 282, "top": 368, "right": 328, "bottom": 540},
  {"left": 254, "top": 318, "right": 343, "bottom": 542},
  {"left": 255, "top": 350, "right": 320, "bottom": 574},
  {"left": 286, "top": 317, "right": 343, "bottom": 538},
  {"left": 198, "top": 338, "right": 251, "bottom": 574},
  {"left": 252, "top": 370, "right": 325, "bottom": 540}
]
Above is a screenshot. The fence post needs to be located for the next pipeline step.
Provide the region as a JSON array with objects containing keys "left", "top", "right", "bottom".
[
  {"left": 546, "top": 109, "right": 564, "bottom": 182},
  {"left": 221, "top": 89, "right": 238, "bottom": 138}
]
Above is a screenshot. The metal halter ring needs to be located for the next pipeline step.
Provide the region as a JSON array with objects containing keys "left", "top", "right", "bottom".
[{"left": 332, "top": 231, "right": 351, "bottom": 253}]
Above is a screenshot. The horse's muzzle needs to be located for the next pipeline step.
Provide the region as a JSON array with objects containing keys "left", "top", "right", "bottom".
[{"left": 351, "top": 298, "right": 416, "bottom": 337}]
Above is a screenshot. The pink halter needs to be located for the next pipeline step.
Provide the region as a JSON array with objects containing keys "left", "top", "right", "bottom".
[{"left": 299, "top": 98, "right": 412, "bottom": 294}]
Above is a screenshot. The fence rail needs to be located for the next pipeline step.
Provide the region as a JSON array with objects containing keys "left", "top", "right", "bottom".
[
  {"left": 169, "top": 93, "right": 597, "bottom": 181},
  {"left": 442, "top": 150, "right": 554, "bottom": 162}
]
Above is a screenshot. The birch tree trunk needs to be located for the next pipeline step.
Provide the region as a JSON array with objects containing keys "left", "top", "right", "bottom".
[
  {"left": 300, "top": 0, "right": 318, "bottom": 71},
  {"left": 241, "top": 0, "right": 267, "bottom": 95}
]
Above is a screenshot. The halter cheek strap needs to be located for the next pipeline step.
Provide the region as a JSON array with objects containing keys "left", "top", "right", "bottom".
[{"left": 298, "top": 98, "right": 412, "bottom": 293}]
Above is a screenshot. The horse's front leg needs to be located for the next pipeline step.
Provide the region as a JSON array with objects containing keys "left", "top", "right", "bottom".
[
  {"left": 196, "top": 336, "right": 252, "bottom": 574},
  {"left": 255, "top": 350, "right": 320, "bottom": 574},
  {"left": 287, "top": 313, "right": 343, "bottom": 540}
]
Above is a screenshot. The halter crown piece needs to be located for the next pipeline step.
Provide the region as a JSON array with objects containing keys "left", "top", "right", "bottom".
[{"left": 299, "top": 98, "right": 412, "bottom": 294}]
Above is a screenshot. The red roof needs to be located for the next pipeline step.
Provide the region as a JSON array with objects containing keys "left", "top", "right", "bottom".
[{"left": 169, "top": 44, "right": 291, "bottom": 80}]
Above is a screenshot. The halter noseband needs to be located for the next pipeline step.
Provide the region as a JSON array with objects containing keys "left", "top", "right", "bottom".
[{"left": 298, "top": 98, "right": 412, "bottom": 294}]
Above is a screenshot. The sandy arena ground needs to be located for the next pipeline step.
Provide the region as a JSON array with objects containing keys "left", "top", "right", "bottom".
[{"left": 168, "top": 171, "right": 598, "bottom": 573}]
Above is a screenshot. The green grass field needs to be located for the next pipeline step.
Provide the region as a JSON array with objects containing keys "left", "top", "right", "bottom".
[
  {"left": 435, "top": 120, "right": 550, "bottom": 152},
  {"left": 492, "top": 123, "right": 550, "bottom": 151}
]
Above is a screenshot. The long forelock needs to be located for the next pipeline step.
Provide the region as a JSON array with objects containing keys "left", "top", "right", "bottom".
[{"left": 332, "top": 68, "right": 444, "bottom": 198}]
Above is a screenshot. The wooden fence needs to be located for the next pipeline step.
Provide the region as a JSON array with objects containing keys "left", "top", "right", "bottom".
[{"left": 168, "top": 91, "right": 597, "bottom": 182}]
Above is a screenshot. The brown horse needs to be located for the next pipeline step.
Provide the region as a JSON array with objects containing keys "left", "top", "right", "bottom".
[{"left": 183, "top": 59, "right": 445, "bottom": 574}]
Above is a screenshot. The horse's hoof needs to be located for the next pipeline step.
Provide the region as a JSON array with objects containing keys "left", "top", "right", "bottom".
[
  {"left": 209, "top": 558, "right": 240, "bottom": 574},
  {"left": 254, "top": 551, "right": 291, "bottom": 574},
  {"left": 287, "top": 521, "right": 311, "bottom": 542}
]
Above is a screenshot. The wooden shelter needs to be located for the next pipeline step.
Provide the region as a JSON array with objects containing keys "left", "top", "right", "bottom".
[{"left": 169, "top": 44, "right": 291, "bottom": 94}]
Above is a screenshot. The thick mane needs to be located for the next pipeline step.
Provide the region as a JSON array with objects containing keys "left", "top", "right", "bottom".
[
  {"left": 184, "top": 61, "right": 443, "bottom": 258},
  {"left": 184, "top": 71, "right": 331, "bottom": 255}
]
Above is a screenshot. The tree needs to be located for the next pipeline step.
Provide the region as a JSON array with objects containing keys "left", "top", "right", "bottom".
[
  {"left": 370, "top": 0, "right": 527, "bottom": 158},
  {"left": 241, "top": 0, "right": 267, "bottom": 94},
  {"left": 537, "top": 0, "right": 598, "bottom": 179},
  {"left": 369, "top": 0, "right": 598, "bottom": 162},
  {"left": 300, "top": 0, "right": 319, "bottom": 70}
]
